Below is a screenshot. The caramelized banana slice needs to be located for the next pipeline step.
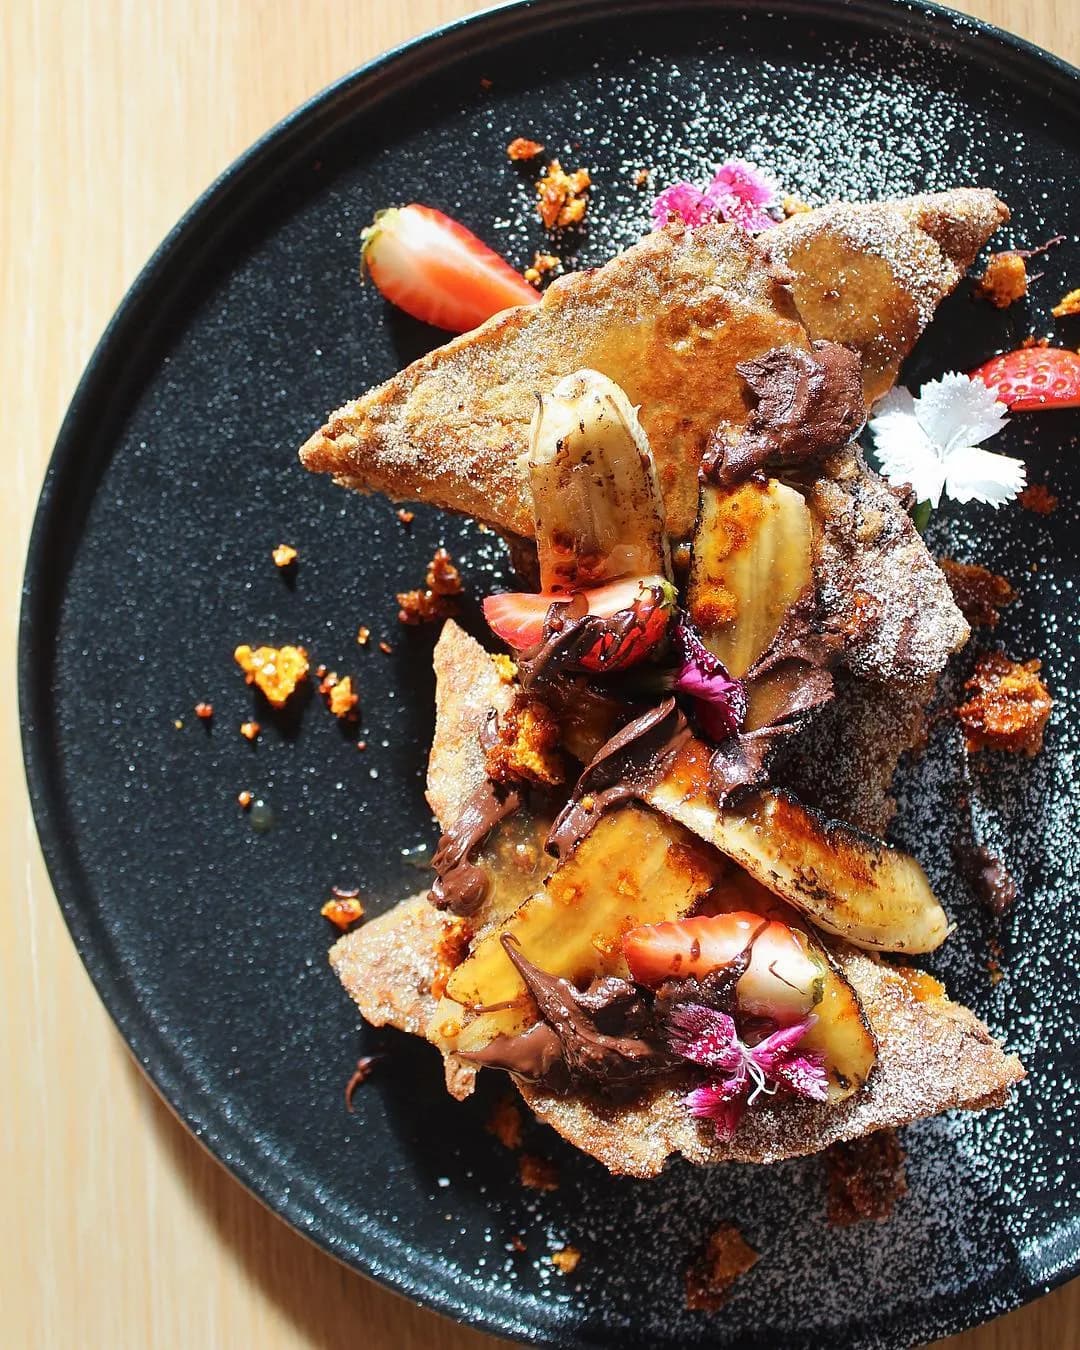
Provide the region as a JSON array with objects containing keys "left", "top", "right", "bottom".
[
  {"left": 688, "top": 479, "right": 813, "bottom": 678},
  {"left": 528, "top": 369, "right": 671, "bottom": 592},
  {"left": 442, "top": 803, "right": 722, "bottom": 1053},
  {"left": 647, "top": 743, "right": 950, "bottom": 953}
]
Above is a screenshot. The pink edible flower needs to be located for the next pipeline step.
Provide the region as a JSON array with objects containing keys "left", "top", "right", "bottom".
[
  {"left": 673, "top": 618, "right": 747, "bottom": 742},
  {"left": 651, "top": 158, "right": 779, "bottom": 233},
  {"left": 668, "top": 1003, "right": 828, "bottom": 1141}
]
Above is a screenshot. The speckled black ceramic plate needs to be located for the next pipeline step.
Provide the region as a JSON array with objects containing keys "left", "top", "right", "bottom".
[{"left": 20, "top": 1, "right": 1080, "bottom": 1345}]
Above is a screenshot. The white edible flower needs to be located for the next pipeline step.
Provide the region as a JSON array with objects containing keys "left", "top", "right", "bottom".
[{"left": 868, "top": 372, "right": 1025, "bottom": 508}]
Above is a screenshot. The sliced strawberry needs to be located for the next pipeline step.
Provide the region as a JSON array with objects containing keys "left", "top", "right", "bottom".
[
  {"left": 622, "top": 911, "right": 825, "bottom": 1021},
  {"left": 361, "top": 204, "right": 540, "bottom": 332},
  {"left": 970, "top": 346, "right": 1080, "bottom": 411},
  {"left": 482, "top": 575, "right": 675, "bottom": 671}
]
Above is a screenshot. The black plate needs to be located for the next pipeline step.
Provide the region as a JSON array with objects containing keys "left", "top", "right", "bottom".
[{"left": 20, "top": 1, "right": 1080, "bottom": 1345}]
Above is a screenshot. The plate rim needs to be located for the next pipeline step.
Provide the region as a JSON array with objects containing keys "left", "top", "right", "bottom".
[{"left": 18, "top": 0, "right": 1080, "bottom": 1344}]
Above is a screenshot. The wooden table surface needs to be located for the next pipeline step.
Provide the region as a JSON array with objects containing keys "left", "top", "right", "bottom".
[{"left": 3, "top": 1, "right": 1078, "bottom": 1346}]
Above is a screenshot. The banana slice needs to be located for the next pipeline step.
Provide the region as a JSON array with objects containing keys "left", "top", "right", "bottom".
[
  {"left": 647, "top": 743, "right": 950, "bottom": 953},
  {"left": 442, "top": 803, "right": 722, "bottom": 1053},
  {"left": 527, "top": 370, "right": 671, "bottom": 593},
  {"left": 688, "top": 479, "right": 813, "bottom": 677}
]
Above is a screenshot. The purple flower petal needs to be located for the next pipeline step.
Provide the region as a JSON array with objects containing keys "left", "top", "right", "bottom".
[
  {"left": 673, "top": 618, "right": 747, "bottom": 741},
  {"left": 746, "top": 1017, "right": 816, "bottom": 1075},
  {"left": 684, "top": 1080, "right": 747, "bottom": 1140},
  {"left": 771, "top": 1052, "right": 830, "bottom": 1102},
  {"left": 707, "top": 160, "right": 779, "bottom": 232},
  {"left": 651, "top": 181, "right": 716, "bottom": 229},
  {"left": 667, "top": 1003, "right": 743, "bottom": 1071}
]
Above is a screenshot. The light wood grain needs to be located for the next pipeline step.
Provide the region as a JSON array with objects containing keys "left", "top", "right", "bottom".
[{"left": 2, "top": 1, "right": 1077, "bottom": 1347}]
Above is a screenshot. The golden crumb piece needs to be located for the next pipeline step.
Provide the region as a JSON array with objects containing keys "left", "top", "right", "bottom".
[
  {"left": 427, "top": 547, "right": 463, "bottom": 596},
  {"left": 397, "top": 548, "right": 464, "bottom": 624},
  {"left": 272, "top": 543, "right": 298, "bottom": 568},
  {"left": 321, "top": 890, "right": 365, "bottom": 931},
  {"left": 536, "top": 160, "right": 591, "bottom": 230},
  {"left": 633, "top": 168, "right": 651, "bottom": 188},
  {"left": 507, "top": 136, "right": 544, "bottom": 161},
  {"left": 523, "top": 252, "right": 560, "bottom": 286},
  {"left": 492, "top": 653, "right": 518, "bottom": 683},
  {"left": 685, "top": 1225, "right": 758, "bottom": 1311},
  {"left": 234, "top": 644, "right": 309, "bottom": 707},
  {"left": 486, "top": 1095, "right": 524, "bottom": 1150},
  {"left": 782, "top": 193, "right": 813, "bottom": 216},
  {"left": 327, "top": 675, "right": 359, "bottom": 719},
  {"left": 1020, "top": 334, "right": 1051, "bottom": 349},
  {"left": 826, "top": 1130, "right": 908, "bottom": 1226},
  {"left": 173, "top": 718, "right": 184, "bottom": 730},
  {"left": 237, "top": 790, "right": 253, "bottom": 809},
  {"left": 485, "top": 699, "right": 565, "bottom": 787},
  {"left": 356, "top": 625, "right": 371, "bottom": 645},
  {"left": 974, "top": 252, "right": 1028, "bottom": 308},
  {"left": 518, "top": 1154, "right": 559, "bottom": 1191},
  {"left": 1018, "top": 484, "right": 1059, "bottom": 515},
  {"left": 194, "top": 701, "right": 214, "bottom": 720},
  {"left": 1052, "top": 287, "right": 1080, "bottom": 318},
  {"left": 430, "top": 916, "right": 468, "bottom": 1000},
  {"left": 396, "top": 508, "right": 415, "bottom": 526},
  {"left": 956, "top": 652, "right": 1052, "bottom": 755},
  {"left": 239, "top": 720, "right": 261, "bottom": 741},
  {"left": 551, "top": 1246, "right": 581, "bottom": 1275},
  {"left": 378, "top": 640, "right": 393, "bottom": 654},
  {"left": 938, "top": 558, "right": 1016, "bottom": 629}
]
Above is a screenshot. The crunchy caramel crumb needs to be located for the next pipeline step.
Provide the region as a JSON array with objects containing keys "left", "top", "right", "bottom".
[
  {"left": 633, "top": 168, "right": 651, "bottom": 187},
  {"left": 430, "top": 916, "right": 468, "bottom": 1000},
  {"left": 321, "top": 890, "right": 365, "bottom": 931},
  {"left": 237, "top": 790, "right": 253, "bottom": 809},
  {"left": 685, "top": 1225, "right": 758, "bottom": 1311},
  {"left": 507, "top": 136, "right": 544, "bottom": 161},
  {"left": 1020, "top": 333, "right": 1051, "bottom": 349},
  {"left": 356, "top": 740, "right": 367, "bottom": 752},
  {"left": 826, "top": 1131, "right": 908, "bottom": 1226},
  {"left": 782, "top": 193, "right": 813, "bottom": 216},
  {"left": 344, "top": 1055, "right": 380, "bottom": 1111},
  {"left": 356, "top": 625, "right": 370, "bottom": 646},
  {"left": 396, "top": 508, "right": 415, "bottom": 526},
  {"left": 327, "top": 675, "right": 359, "bottom": 720},
  {"left": 523, "top": 252, "right": 560, "bottom": 286},
  {"left": 1053, "top": 287, "right": 1080, "bottom": 318},
  {"left": 536, "top": 160, "right": 590, "bottom": 230},
  {"left": 173, "top": 718, "right": 184, "bottom": 730},
  {"left": 551, "top": 1246, "right": 581, "bottom": 1275},
  {"left": 988, "top": 958, "right": 1003, "bottom": 986},
  {"left": 315, "top": 663, "right": 327, "bottom": 679},
  {"left": 234, "top": 644, "right": 309, "bottom": 707},
  {"left": 239, "top": 720, "right": 261, "bottom": 741},
  {"left": 939, "top": 558, "right": 1017, "bottom": 629},
  {"left": 194, "top": 701, "right": 214, "bottom": 720},
  {"left": 486, "top": 699, "right": 565, "bottom": 787},
  {"left": 427, "top": 547, "right": 463, "bottom": 596},
  {"left": 396, "top": 589, "right": 446, "bottom": 624},
  {"left": 518, "top": 1154, "right": 559, "bottom": 1191},
  {"left": 492, "top": 653, "right": 518, "bottom": 683},
  {"left": 956, "top": 651, "right": 1052, "bottom": 755},
  {"left": 509, "top": 1234, "right": 526, "bottom": 1253},
  {"left": 486, "top": 1095, "right": 524, "bottom": 1150},
  {"left": 1018, "top": 484, "right": 1059, "bottom": 515},
  {"left": 378, "top": 641, "right": 393, "bottom": 655},
  {"left": 397, "top": 549, "right": 464, "bottom": 624},
  {"left": 974, "top": 251, "right": 1028, "bottom": 308},
  {"left": 479, "top": 76, "right": 493, "bottom": 90},
  {"left": 272, "top": 543, "right": 298, "bottom": 568}
]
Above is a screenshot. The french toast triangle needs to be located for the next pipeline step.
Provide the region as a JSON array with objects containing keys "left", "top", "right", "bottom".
[
  {"left": 299, "top": 189, "right": 1007, "bottom": 540},
  {"left": 330, "top": 623, "right": 1024, "bottom": 1179}
]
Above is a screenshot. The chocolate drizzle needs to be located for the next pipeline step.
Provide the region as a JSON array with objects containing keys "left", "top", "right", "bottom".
[
  {"left": 703, "top": 341, "right": 864, "bottom": 487},
  {"left": 429, "top": 778, "right": 523, "bottom": 916}
]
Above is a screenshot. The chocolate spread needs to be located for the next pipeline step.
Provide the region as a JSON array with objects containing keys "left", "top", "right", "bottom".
[
  {"left": 704, "top": 341, "right": 864, "bottom": 486},
  {"left": 956, "top": 843, "right": 1018, "bottom": 916},
  {"left": 429, "top": 778, "right": 523, "bottom": 915}
]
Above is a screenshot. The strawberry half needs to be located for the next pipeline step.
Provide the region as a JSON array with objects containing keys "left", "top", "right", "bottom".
[
  {"left": 483, "top": 575, "right": 675, "bottom": 672},
  {"left": 361, "top": 204, "right": 540, "bottom": 333},
  {"left": 970, "top": 346, "right": 1080, "bottom": 411},
  {"left": 622, "top": 911, "right": 825, "bottom": 1022}
]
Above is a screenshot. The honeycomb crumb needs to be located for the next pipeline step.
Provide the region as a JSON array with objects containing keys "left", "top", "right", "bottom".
[
  {"left": 486, "top": 1095, "right": 524, "bottom": 1150},
  {"left": 1018, "top": 484, "right": 1059, "bottom": 515},
  {"left": 173, "top": 718, "right": 184, "bottom": 730},
  {"left": 633, "top": 168, "right": 651, "bottom": 187},
  {"left": 194, "top": 701, "right": 214, "bottom": 720},
  {"left": 684, "top": 1225, "right": 758, "bottom": 1311},
  {"left": 430, "top": 916, "right": 468, "bottom": 1001},
  {"left": 826, "top": 1130, "right": 908, "bottom": 1225},
  {"left": 939, "top": 558, "right": 1016, "bottom": 629},
  {"left": 492, "top": 653, "right": 518, "bottom": 683},
  {"left": 239, "top": 720, "right": 261, "bottom": 741},
  {"left": 507, "top": 136, "right": 544, "bottom": 161},
  {"left": 397, "top": 548, "right": 464, "bottom": 624},
  {"left": 327, "top": 675, "right": 359, "bottom": 720},
  {"left": 395, "top": 508, "right": 415, "bottom": 527},
  {"left": 234, "top": 644, "right": 309, "bottom": 707},
  {"left": 485, "top": 699, "right": 565, "bottom": 787},
  {"left": 518, "top": 1154, "right": 559, "bottom": 1191},
  {"left": 974, "top": 252, "right": 1028, "bottom": 308},
  {"left": 1052, "top": 287, "right": 1080, "bottom": 318},
  {"left": 321, "top": 888, "right": 365, "bottom": 931},
  {"left": 344, "top": 1055, "right": 380, "bottom": 1112},
  {"left": 237, "top": 790, "right": 253, "bottom": 809},
  {"left": 271, "top": 543, "right": 298, "bottom": 568},
  {"left": 551, "top": 1246, "right": 581, "bottom": 1275},
  {"left": 356, "top": 625, "right": 371, "bottom": 645},
  {"left": 782, "top": 193, "right": 813, "bottom": 216},
  {"left": 536, "top": 160, "right": 590, "bottom": 230},
  {"left": 956, "top": 651, "right": 1052, "bottom": 755},
  {"left": 378, "top": 640, "right": 393, "bottom": 654},
  {"left": 523, "top": 252, "right": 560, "bottom": 286}
]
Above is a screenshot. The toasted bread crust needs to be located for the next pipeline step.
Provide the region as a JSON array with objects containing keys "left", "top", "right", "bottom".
[{"left": 300, "top": 190, "right": 1006, "bottom": 539}]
